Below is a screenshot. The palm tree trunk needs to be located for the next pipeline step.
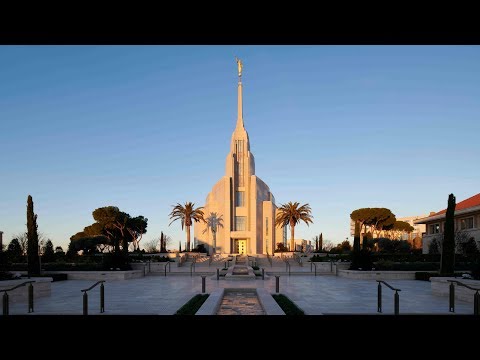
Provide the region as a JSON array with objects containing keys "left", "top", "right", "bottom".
[
  {"left": 186, "top": 226, "right": 191, "bottom": 252},
  {"left": 290, "top": 225, "right": 295, "bottom": 252},
  {"left": 213, "top": 231, "right": 216, "bottom": 255}
]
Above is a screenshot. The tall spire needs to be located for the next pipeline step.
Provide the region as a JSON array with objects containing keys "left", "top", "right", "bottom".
[{"left": 235, "top": 57, "right": 244, "bottom": 129}]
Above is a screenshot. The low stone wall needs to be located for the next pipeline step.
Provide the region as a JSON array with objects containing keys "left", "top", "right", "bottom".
[
  {"left": 196, "top": 288, "right": 224, "bottom": 315},
  {"left": 195, "top": 287, "right": 285, "bottom": 315},
  {"left": 309, "top": 262, "right": 335, "bottom": 273},
  {"left": 0, "top": 277, "right": 52, "bottom": 303},
  {"left": 256, "top": 288, "right": 285, "bottom": 315},
  {"left": 44, "top": 270, "right": 144, "bottom": 280},
  {"left": 337, "top": 270, "right": 417, "bottom": 280},
  {"left": 431, "top": 277, "right": 480, "bottom": 303},
  {"left": 130, "top": 263, "right": 148, "bottom": 273}
]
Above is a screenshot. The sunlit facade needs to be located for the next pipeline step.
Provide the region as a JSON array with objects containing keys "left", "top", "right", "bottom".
[{"left": 194, "top": 65, "right": 284, "bottom": 255}]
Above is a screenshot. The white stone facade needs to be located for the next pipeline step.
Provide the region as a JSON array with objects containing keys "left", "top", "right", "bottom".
[{"left": 194, "top": 69, "right": 284, "bottom": 255}]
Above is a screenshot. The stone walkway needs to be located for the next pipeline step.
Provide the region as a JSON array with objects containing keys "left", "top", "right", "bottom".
[
  {"left": 5, "top": 275, "right": 475, "bottom": 315},
  {"left": 216, "top": 290, "right": 265, "bottom": 315}
]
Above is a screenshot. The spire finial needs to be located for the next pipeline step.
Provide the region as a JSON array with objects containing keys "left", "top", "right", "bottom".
[
  {"left": 235, "top": 57, "right": 244, "bottom": 128},
  {"left": 235, "top": 56, "right": 243, "bottom": 79}
]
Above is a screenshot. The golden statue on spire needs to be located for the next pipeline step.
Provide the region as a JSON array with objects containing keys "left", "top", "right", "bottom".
[{"left": 235, "top": 56, "right": 243, "bottom": 77}]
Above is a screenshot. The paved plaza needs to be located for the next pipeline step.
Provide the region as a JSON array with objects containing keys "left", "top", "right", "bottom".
[{"left": 6, "top": 275, "right": 475, "bottom": 315}]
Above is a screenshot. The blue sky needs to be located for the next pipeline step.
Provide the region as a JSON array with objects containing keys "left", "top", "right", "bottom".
[{"left": 1, "top": 45, "right": 479, "bottom": 250}]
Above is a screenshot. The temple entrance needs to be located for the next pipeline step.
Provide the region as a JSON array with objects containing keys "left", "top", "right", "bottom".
[{"left": 235, "top": 239, "right": 247, "bottom": 254}]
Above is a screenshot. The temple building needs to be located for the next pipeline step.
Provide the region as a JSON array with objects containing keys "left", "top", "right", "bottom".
[{"left": 194, "top": 59, "right": 285, "bottom": 255}]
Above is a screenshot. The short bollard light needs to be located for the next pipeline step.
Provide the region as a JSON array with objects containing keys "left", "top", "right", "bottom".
[
  {"left": 216, "top": 268, "right": 220, "bottom": 281},
  {"left": 377, "top": 282, "right": 382, "bottom": 313},
  {"left": 449, "top": 282, "right": 455, "bottom": 313},
  {"left": 275, "top": 275, "right": 280, "bottom": 293},
  {"left": 100, "top": 282, "right": 105, "bottom": 313},
  {"left": 3, "top": 292, "right": 9, "bottom": 316},
  {"left": 201, "top": 276, "right": 206, "bottom": 293},
  {"left": 28, "top": 283, "right": 34, "bottom": 313},
  {"left": 262, "top": 268, "right": 265, "bottom": 280},
  {"left": 83, "top": 292, "right": 88, "bottom": 316},
  {"left": 474, "top": 291, "right": 479, "bottom": 316},
  {"left": 394, "top": 290, "right": 400, "bottom": 315}
]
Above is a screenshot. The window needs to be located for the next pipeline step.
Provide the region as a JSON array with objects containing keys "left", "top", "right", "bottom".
[
  {"left": 429, "top": 224, "right": 440, "bottom": 234},
  {"left": 235, "top": 216, "right": 246, "bottom": 231},
  {"left": 235, "top": 191, "right": 245, "bottom": 207},
  {"left": 266, "top": 217, "right": 269, "bottom": 236},
  {"left": 235, "top": 140, "right": 245, "bottom": 186},
  {"left": 460, "top": 217, "right": 474, "bottom": 230}
]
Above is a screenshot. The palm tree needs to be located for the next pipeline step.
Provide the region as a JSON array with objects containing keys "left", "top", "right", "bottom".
[
  {"left": 275, "top": 202, "right": 313, "bottom": 252},
  {"left": 169, "top": 202, "right": 205, "bottom": 252},
  {"left": 202, "top": 212, "right": 224, "bottom": 255}
]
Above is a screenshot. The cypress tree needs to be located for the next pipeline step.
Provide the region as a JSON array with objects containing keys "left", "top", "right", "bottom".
[
  {"left": 43, "top": 240, "right": 55, "bottom": 263},
  {"left": 319, "top": 233, "right": 323, "bottom": 251},
  {"left": 27, "top": 195, "right": 40, "bottom": 275},
  {"left": 440, "top": 194, "right": 456, "bottom": 275},
  {"left": 353, "top": 221, "right": 361, "bottom": 253},
  {"left": 160, "top": 231, "right": 165, "bottom": 253}
]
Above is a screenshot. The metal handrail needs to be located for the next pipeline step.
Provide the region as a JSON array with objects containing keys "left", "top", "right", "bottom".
[
  {"left": 266, "top": 252, "right": 273, "bottom": 267},
  {"left": 164, "top": 261, "right": 171, "bottom": 276},
  {"left": 2, "top": 280, "right": 35, "bottom": 316},
  {"left": 190, "top": 261, "right": 196, "bottom": 276},
  {"left": 377, "top": 280, "right": 401, "bottom": 292},
  {"left": 448, "top": 280, "right": 479, "bottom": 315},
  {"left": 2, "top": 280, "right": 35, "bottom": 292},
  {"left": 81, "top": 281, "right": 105, "bottom": 315},
  {"left": 448, "top": 280, "right": 480, "bottom": 292},
  {"left": 81, "top": 280, "right": 105, "bottom": 293},
  {"left": 285, "top": 260, "right": 291, "bottom": 276},
  {"left": 376, "top": 280, "right": 401, "bottom": 315},
  {"left": 293, "top": 253, "right": 303, "bottom": 267}
]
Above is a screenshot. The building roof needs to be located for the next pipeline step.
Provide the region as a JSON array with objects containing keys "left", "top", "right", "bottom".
[
  {"left": 414, "top": 193, "right": 480, "bottom": 224},
  {"left": 431, "top": 193, "right": 480, "bottom": 216}
]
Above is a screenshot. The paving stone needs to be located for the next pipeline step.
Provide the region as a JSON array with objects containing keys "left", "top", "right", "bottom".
[{"left": 5, "top": 275, "right": 475, "bottom": 315}]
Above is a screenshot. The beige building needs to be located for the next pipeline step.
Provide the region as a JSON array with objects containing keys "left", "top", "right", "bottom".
[
  {"left": 194, "top": 61, "right": 284, "bottom": 255},
  {"left": 414, "top": 193, "right": 480, "bottom": 254}
]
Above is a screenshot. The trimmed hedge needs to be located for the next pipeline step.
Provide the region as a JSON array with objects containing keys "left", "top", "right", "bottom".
[
  {"left": 175, "top": 294, "right": 209, "bottom": 315},
  {"left": 272, "top": 294, "right": 305, "bottom": 315}
]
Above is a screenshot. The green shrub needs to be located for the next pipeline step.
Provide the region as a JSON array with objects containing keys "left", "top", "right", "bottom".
[
  {"left": 392, "top": 262, "right": 439, "bottom": 271},
  {"left": 252, "top": 265, "right": 259, "bottom": 270},
  {"left": 175, "top": 294, "right": 209, "bottom": 315},
  {"left": 374, "top": 259, "right": 395, "bottom": 270},
  {"left": 471, "top": 260, "right": 480, "bottom": 280},
  {"left": 272, "top": 294, "right": 305, "bottom": 315},
  {"left": 151, "top": 256, "right": 172, "bottom": 262},
  {"left": 350, "top": 250, "right": 373, "bottom": 270}
]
